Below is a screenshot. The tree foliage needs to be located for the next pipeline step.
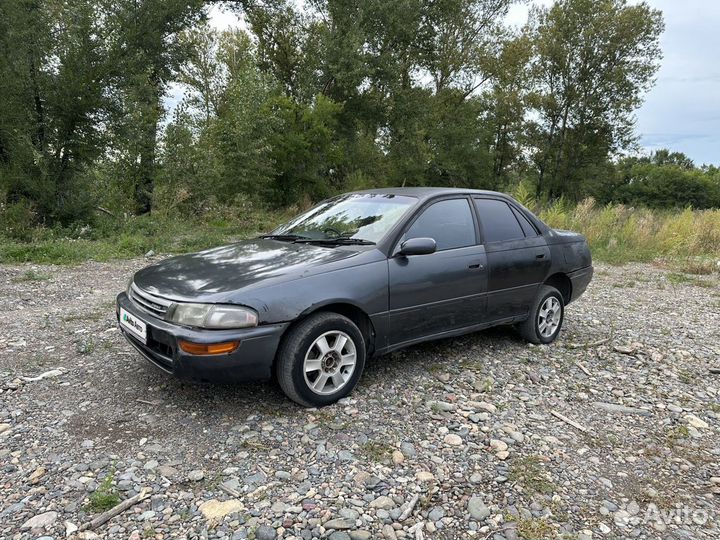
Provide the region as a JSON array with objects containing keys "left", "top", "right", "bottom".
[{"left": 3, "top": 0, "right": 715, "bottom": 235}]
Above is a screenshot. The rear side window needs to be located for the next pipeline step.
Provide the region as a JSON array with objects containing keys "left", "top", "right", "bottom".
[
  {"left": 511, "top": 206, "right": 538, "bottom": 237},
  {"left": 403, "top": 198, "right": 476, "bottom": 251},
  {"left": 474, "top": 199, "right": 525, "bottom": 243}
]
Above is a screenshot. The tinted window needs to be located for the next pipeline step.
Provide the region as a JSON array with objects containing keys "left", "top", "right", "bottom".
[
  {"left": 511, "top": 206, "right": 538, "bottom": 237},
  {"left": 474, "top": 199, "right": 525, "bottom": 243},
  {"left": 404, "top": 199, "right": 476, "bottom": 251}
]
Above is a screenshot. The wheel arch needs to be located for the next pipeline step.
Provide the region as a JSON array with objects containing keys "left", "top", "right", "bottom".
[
  {"left": 544, "top": 273, "right": 572, "bottom": 305},
  {"left": 276, "top": 301, "right": 376, "bottom": 361}
]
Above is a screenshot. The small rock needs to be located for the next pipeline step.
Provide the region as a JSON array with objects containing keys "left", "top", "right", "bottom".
[
  {"left": 490, "top": 439, "right": 508, "bottom": 452},
  {"left": 416, "top": 471, "right": 435, "bottom": 482},
  {"left": 444, "top": 434, "right": 463, "bottom": 446},
  {"left": 0, "top": 423, "right": 10, "bottom": 434},
  {"left": 22, "top": 511, "right": 59, "bottom": 530},
  {"left": 199, "top": 499, "right": 244, "bottom": 521},
  {"left": 468, "top": 497, "right": 490, "bottom": 521},
  {"left": 255, "top": 524, "right": 277, "bottom": 540},
  {"left": 370, "top": 496, "right": 395, "bottom": 510},
  {"left": 684, "top": 414, "right": 708, "bottom": 429},
  {"left": 325, "top": 518, "right": 354, "bottom": 530},
  {"left": 400, "top": 442, "right": 416, "bottom": 457},
  {"left": 188, "top": 469, "right": 204, "bottom": 481},
  {"left": 428, "top": 506, "right": 445, "bottom": 521}
]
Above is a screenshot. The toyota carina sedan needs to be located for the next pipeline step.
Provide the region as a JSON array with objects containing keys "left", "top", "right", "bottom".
[{"left": 117, "top": 188, "right": 593, "bottom": 406}]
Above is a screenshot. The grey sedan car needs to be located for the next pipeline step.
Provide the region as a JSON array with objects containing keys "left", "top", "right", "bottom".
[{"left": 117, "top": 188, "right": 592, "bottom": 406}]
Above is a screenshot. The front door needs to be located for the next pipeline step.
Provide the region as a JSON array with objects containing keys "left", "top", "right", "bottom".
[{"left": 388, "top": 198, "right": 488, "bottom": 346}]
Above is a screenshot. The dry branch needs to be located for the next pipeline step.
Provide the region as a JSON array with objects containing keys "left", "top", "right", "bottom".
[
  {"left": 81, "top": 487, "right": 151, "bottom": 530},
  {"left": 566, "top": 336, "right": 612, "bottom": 349},
  {"left": 574, "top": 361, "right": 592, "bottom": 377},
  {"left": 551, "top": 410, "right": 589, "bottom": 433}
]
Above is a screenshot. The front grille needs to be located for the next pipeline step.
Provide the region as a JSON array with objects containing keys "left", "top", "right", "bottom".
[{"left": 129, "top": 283, "right": 172, "bottom": 318}]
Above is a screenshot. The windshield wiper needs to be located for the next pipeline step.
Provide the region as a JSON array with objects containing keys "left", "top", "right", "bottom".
[
  {"left": 294, "top": 238, "right": 376, "bottom": 246},
  {"left": 259, "top": 234, "right": 311, "bottom": 242}
]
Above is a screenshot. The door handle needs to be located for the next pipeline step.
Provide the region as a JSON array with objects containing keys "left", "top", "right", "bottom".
[
  {"left": 536, "top": 253, "right": 546, "bottom": 259},
  {"left": 468, "top": 263, "right": 484, "bottom": 270}
]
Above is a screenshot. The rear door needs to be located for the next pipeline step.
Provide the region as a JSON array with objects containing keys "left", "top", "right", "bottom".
[
  {"left": 388, "top": 197, "right": 487, "bottom": 345},
  {"left": 473, "top": 198, "right": 550, "bottom": 322}
]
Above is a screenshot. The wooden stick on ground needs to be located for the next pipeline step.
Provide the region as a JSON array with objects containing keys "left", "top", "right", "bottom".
[
  {"left": 566, "top": 336, "right": 612, "bottom": 349},
  {"left": 551, "top": 410, "right": 589, "bottom": 433},
  {"left": 81, "top": 487, "right": 151, "bottom": 531},
  {"left": 574, "top": 361, "right": 592, "bottom": 377},
  {"left": 219, "top": 483, "right": 241, "bottom": 497}
]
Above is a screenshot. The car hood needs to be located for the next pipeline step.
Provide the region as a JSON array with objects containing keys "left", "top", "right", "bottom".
[{"left": 132, "top": 239, "right": 365, "bottom": 301}]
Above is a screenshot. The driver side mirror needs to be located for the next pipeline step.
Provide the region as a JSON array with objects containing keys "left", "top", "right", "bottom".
[{"left": 397, "top": 237, "right": 437, "bottom": 256}]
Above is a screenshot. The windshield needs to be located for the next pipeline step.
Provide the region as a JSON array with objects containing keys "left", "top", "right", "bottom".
[{"left": 271, "top": 193, "right": 417, "bottom": 243}]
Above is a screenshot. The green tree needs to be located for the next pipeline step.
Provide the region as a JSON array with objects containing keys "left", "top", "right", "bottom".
[
  {"left": 529, "top": 0, "right": 664, "bottom": 199},
  {"left": 106, "top": 0, "right": 205, "bottom": 214},
  {"left": 0, "top": 0, "right": 113, "bottom": 225}
]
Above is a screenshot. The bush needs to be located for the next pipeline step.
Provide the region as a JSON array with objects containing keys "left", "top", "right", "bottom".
[{"left": 0, "top": 199, "right": 37, "bottom": 242}]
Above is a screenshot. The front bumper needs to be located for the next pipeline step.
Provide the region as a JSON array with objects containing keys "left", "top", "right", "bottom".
[{"left": 116, "top": 292, "right": 288, "bottom": 382}]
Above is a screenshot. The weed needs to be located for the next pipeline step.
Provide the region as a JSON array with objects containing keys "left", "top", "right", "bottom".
[
  {"left": 677, "top": 370, "right": 695, "bottom": 384},
  {"left": 667, "top": 272, "right": 714, "bottom": 288},
  {"left": 516, "top": 518, "right": 554, "bottom": 540},
  {"left": 509, "top": 456, "right": 556, "bottom": 495},
  {"left": 360, "top": 441, "right": 394, "bottom": 463},
  {"left": 63, "top": 311, "right": 103, "bottom": 322},
  {"left": 12, "top": 269, "right": 51, "bottom": 282},
  {"left": 76, "top": 337, "right": 95, "bottom": 355},
  {"left": 86, "top": 471, "right": 121, "bottom": 512},
  {"left": 664, "top": 425, "right": 690, "bottom": 446}
]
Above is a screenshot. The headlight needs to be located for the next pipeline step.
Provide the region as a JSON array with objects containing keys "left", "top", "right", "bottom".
[{"left": 167, "top": 303, "right": 258, "bottom": 329}]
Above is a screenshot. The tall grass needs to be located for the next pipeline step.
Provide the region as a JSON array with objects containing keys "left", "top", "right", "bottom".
[
  {"left": 528, "top": 196, "right": 720, "bottom": 265},
  {"left": 1, "top": 193, "right": 719, "bottom": 267},
  {"left": 0, "top": 205, "right": 293, "bottom": 265}
]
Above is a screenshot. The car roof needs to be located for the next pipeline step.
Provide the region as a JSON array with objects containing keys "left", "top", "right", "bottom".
[{"left": 351, "top": 186, "right": 513, "bottom": 201}]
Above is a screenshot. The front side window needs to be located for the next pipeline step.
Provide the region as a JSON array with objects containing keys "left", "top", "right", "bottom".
[
  {"left": 403, "top": 198, "right": 476, "bottom": 251},
  {"left": 474, "top": 199, "right": 525, "bottom": 243},
  {"left": 273, "top": 194, "right": 417, "bottom": 243}
]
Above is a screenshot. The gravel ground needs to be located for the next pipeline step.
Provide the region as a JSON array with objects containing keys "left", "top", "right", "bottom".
[{"left": 1, "top": 259, "right": 719, "bottom": 540}]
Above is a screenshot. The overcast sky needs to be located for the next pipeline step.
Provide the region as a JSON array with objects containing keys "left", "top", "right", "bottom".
[{"left": 209, "top": 0, "right": 720, "bottom": 166}]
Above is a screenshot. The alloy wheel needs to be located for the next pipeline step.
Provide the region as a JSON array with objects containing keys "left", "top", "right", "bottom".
[
  {"left": 538, "top": 296, "right": 562, "bottom": 338},
  {"left": 303, "top": 331, "right": 357, "bottom": 395}
]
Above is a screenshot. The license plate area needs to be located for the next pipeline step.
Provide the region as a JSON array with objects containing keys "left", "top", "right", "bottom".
[{"left": 120, "top": 307, "right": 147, "bottom": 344}]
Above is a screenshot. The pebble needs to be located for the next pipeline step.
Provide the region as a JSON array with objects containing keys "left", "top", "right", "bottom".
[
  {"left": 444, "top": 434, "right": 463, "bottom": 446},
  {"left": 22, "top": 511, "right": 58, "bottom": 530},
  {"left": 468, "top": 497, "right": 490, "bottom": 521},
  {"left": 255, "top": 524, "right": 277, "bottom": 540},
  {"left": 188, "top": 469, "right": 205, "bottom": 481}
]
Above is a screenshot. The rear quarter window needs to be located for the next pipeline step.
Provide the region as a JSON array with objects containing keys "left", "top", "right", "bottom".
[{"left": 474, "top": 198, "right": 525, "bottom": 243}]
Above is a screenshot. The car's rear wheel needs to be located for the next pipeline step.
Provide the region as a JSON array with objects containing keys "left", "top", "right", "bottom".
[
  {"left": 276, "top": 312, "right": 366, "bottom": 407},
  {"left": 516, "top": 285, "right": 564, "bottom": 344}
]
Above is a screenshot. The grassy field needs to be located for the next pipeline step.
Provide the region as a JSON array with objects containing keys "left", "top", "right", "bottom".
[{"left": 1, "top": 198, "right": 719, "bottom": 271}]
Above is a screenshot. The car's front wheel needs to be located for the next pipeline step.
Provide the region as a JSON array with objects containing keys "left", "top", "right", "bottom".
[
  {"left": 276, "top": 312, "right": 366, "bottom": 407},
  {"left": 516, "top": 285, "right": 564, "bottom": 344}
]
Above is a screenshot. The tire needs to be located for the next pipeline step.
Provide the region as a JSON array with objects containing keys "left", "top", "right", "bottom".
[
  {"left": 516, "top": 285, "right": 564, "bottom": 345},
  {"left": 276, "top": 312, "right": 366, "bottom": 407}
]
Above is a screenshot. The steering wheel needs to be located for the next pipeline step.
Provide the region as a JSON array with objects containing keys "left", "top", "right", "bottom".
[{"left": 323, "top": 227, "right": 342, "bottom": 238}]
